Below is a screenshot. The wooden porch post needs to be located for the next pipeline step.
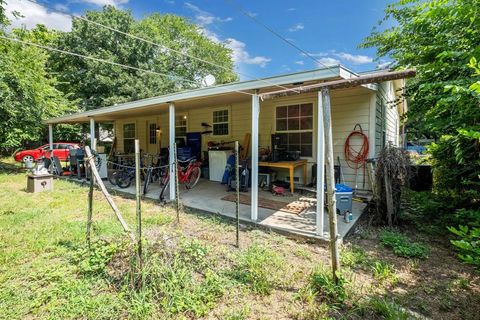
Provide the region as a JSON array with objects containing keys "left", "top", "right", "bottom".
[
  {"left": 251, "top": 91, "right": 260, "bottom": 221},
  {"left": 316, "top": 91, "right": 325, "bottom": 237},
  {"left": 322, "top": 87, "right": 340, "bottom": 282},
  {"left": 89, "top": 118, "right": 96, "bottom": 150},
  {"left": 169, "top": 102, "right": 176, "bottom": 201}
]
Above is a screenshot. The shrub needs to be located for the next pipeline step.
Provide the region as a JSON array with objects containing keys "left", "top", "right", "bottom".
[
  {"left": 379, "top": 230, "right": 429, "bottom": 259},
  {"left": 448, "top": 225, "right": 480, "bottom": 268},
  {"left": 231, "top": 243, "right": 284, "bottom": 295}
]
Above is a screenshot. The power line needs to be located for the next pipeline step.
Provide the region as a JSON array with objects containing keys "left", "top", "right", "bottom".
[
  {"left": 0, "top": 35, "right": 197, "bottom": 83},
  {"left": 23, "top": 0, "right": 299, "bottom": 94},
  {"left": 0, "top": 35, "right": 255, "bottom": 97},
  {"left": 223, "top": 0, "right": 394, "bottom": 103},
  {"left": 223, "top": 0, "right": 350, "bottom": 80}
]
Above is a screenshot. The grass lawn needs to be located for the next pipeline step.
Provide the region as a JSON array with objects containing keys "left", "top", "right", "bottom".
[{"left": 1, "top": 162, "right": 479, "bottom": 319}]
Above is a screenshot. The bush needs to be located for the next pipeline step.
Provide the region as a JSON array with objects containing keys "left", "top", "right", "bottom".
[
  {"left": 448, "top": 225, "right": 480, "bottom": 268},
  {"left": 379, "top": 230, "right": 429, "bottom": 259},
  {"left": 231, "top": 243, "right": 284, "bottom": 295}
]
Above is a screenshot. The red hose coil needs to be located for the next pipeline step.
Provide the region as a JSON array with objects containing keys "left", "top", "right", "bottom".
[{"left": 344, "top": 125, "right": 369, "bottom": 170}]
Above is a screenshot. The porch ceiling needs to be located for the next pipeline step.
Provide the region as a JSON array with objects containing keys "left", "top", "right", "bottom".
[{"left": 44, "top": 66, "right": 356, "bottom": 124}]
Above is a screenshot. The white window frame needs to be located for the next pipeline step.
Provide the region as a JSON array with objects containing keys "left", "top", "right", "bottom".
[
  {"left": 211, "top": 106, "right": 231, "bottom": 137},
  {"left": 123, "top": 122, "right": 136, "bottom": 154},
  {"left": 148, "top": 122, "right": 157, "bottom": 145},
  {"left": 274, "top": 103, "right": 314, "bottom": 159},
  {"left": 175, "top": 113, "right": 188, "bottom": 138}
]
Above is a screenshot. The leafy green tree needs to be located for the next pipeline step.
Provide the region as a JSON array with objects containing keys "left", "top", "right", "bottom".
[
  {"left": 0, "top": 25, "right": 77, "bottom": 153},
  {"left": 50, "top": 6, "right": 238, "bottom": 111},
  {"left": 362, "top": 0, "right": 480, "bottom": 195},
  {"left": 361, "top": 0, "right": 480, "bottom": 139}
]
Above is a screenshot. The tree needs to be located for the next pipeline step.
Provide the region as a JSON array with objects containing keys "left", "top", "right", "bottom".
[
  {"left": 0, "top": 25, "right": 77, "bottom": 153},
  {"left": 50, "top": 6, "right": 238, "bottom": 111},
  {"left": 361, "top": 0, "right": 480, "bottom": 139},
  {"left": 361, "top": 0, "right": 480, "bottom": 195}
]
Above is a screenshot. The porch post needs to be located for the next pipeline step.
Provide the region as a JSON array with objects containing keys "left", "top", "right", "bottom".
[
  {"left": 48, "top": 124, "right": 53, "bottom": 157},
  {"left": 169, "top": 102, "right": 176, "bottom": 201},
  {"left": 251, "top": 91, "right": 260, "bottom": 221},
  {"left": 322, "top": 87, "right": 340, "bottom": 281},
  {"left": 89, "top": 118, "right": 96, "bottom": 150},
  {"left": 316, "top": 91, "right": 325, "bottom": 237}
]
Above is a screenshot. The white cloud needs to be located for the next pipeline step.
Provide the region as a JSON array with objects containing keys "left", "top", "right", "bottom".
[
  {"left": 335, "top": 52, "right": 373, "bottom": 64},
  {"left": 185, "top": 3, "right": 270, "bottom": 69},
  {"left": 184, "top": 2, "right": 232, "bottom": 26},
  {"left": 377, "top": 60, "right": 393, "bottom": 69},
  {"left": 225, "top": 38, "right": 271, "bottom": 68},
  {"left": 79, "top": 0, "right": 129, "bottom": 6},
  {"left": 5, "top": 0, "right": 72, "bottom": 31},
  {"left": 287, "top": 7, "right": 296, "bottom": 11},
  {"left": 316, "top": 57, "right": 340, "bottom": 67},
  {"left": 305, "top": 50, "right": 373, "bottom": 67},
  {"left": 288, "top": 23, "right": 304, "bottom": 32},
  {"left": 294, "top": 60, "right": 304, "bottom": 65}
]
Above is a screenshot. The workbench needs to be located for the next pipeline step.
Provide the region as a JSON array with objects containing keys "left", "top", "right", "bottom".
[{"left": 259, "top": 159, "right": 308, "bottom": 193}]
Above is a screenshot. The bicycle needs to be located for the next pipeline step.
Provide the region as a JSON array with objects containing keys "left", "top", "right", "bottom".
[
  {"left": 159, "top": 157, "right": 202, "bottom": 202},
  {"left": 142, "top": 154, "right": 168, "bottom": 195}
]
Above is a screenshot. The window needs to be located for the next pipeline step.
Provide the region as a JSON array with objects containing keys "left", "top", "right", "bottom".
[
  {"left": 212, "top": 109, "right": 229, "bottom": 136},
  {"left": 275, "top": 103, "right": 313, "bottom": 157},
  {"left": 149, "top": 123, "right": 157, "bottom": 144},
  {"left": 175, "top": 114, "right": 188, "bottom": 137},
  {"left": 123, "top": 123, "right": 135, "bottom": 153}
]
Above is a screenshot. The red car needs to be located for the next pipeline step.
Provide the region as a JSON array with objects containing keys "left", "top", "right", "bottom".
[{"left": 14, "top": 143, "right": 80, "bottom": 163}]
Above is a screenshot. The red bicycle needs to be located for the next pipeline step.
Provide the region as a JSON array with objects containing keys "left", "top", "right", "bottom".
[{"left": 159, "top": 157, "right": 202, "bottom": 202}]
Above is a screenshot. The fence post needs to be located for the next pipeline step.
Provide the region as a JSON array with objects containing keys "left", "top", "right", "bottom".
[
  {"left": 174, "top": 143, "right": 180, "bottom": 223},
  {"left": 86, "top": 162, "right": 94, "bottom": 248},
  {"left": 235, "top": 141, "right": 240, "bottom": 248},
  {"left": 134, "top": 140, "right": 142, "bottom": 271}
]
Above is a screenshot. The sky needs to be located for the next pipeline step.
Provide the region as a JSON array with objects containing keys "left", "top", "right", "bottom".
[{"left": 4, "top": 0, "right": 395, "bottom": 80}]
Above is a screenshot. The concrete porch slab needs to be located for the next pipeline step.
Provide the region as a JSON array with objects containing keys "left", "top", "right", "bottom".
[{"left": 62, "top": 175, "right": 366, "bottom": 240}]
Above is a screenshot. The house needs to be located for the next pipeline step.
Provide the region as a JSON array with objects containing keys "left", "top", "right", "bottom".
[{"left": 45, "top": 65, "right": 411, "bottom": 239}]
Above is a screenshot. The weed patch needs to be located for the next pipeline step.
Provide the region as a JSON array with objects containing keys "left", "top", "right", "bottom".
[
  {"left": 230, "top": 242, "right": 284, "bottom": 295},
  {"left": 298, "top": 264, "right": 347, "bottom": 304},
  {"left": 379, "top": 230, "right": 429, "bottom": 259},
  {"left": 371, "top": 261, "right": 398, "bottom": 285}
]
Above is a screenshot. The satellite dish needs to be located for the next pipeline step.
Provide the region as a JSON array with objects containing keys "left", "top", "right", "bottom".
[{"left": 202, "top": 74, "right": 216, "bottom": 87}]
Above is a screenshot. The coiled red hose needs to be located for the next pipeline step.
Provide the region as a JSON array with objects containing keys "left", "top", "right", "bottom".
[{"left": 344, "top": 124, "right": 369, "bottom": 170}]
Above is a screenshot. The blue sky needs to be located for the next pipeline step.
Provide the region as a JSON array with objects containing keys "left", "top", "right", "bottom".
[{"left": 5, "top": 0, "right": 395, "bottom": 80}]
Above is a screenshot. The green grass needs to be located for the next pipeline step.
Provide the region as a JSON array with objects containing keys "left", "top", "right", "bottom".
[
  {"left": 230, "top": 242, "right": 285, "bottom": 295},
  {"left": 379, "top": 230, "right": 429, "bottom": 259}
]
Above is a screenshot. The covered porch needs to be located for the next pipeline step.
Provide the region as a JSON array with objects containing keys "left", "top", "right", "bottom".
[
  {"left": 45, "top": 67, "right": 414, "bottom": 240},
  {"left": 92, "top": 177, "right": 366, "bottom": 239}
]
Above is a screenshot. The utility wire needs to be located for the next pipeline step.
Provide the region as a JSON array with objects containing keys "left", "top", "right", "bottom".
[
  {"left": 225, "top": 0, "right": 395, "bottom": 101},
  {"left": 23, "top": 0, "right": 299, "bottom": 94},
  {"left": 223, "top": 0, "right": 341, "bottom": 77},
  {"left": 0, "top": 35, "right": 254, "bottom": 96},
  {"left": 0, "top": 35, "right": 197, "bottom": 82}
]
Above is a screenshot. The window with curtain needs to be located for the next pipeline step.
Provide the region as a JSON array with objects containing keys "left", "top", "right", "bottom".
[
  {"left": 123, "top": 123, "right": 135, "bottom": 153},
  {"left": 275, "top": 103, "right": 313, "bottom": 157}
]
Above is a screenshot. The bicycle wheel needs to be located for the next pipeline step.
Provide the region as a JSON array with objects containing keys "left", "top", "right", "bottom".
[
  {"left": 108, "top": 170, "right": 119, "bottom": 186},
  {"left": 186, "top": 166, "right": 201, "bottom": 189},
  {"left": 159, "top": 178, "right": 170, "bottom": 202},
  {"left": 143, "top": 168, "right": 152, "bottom": 195},
  {"left": 116, "top": 171, "right": 133, "bottom": 188}
]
